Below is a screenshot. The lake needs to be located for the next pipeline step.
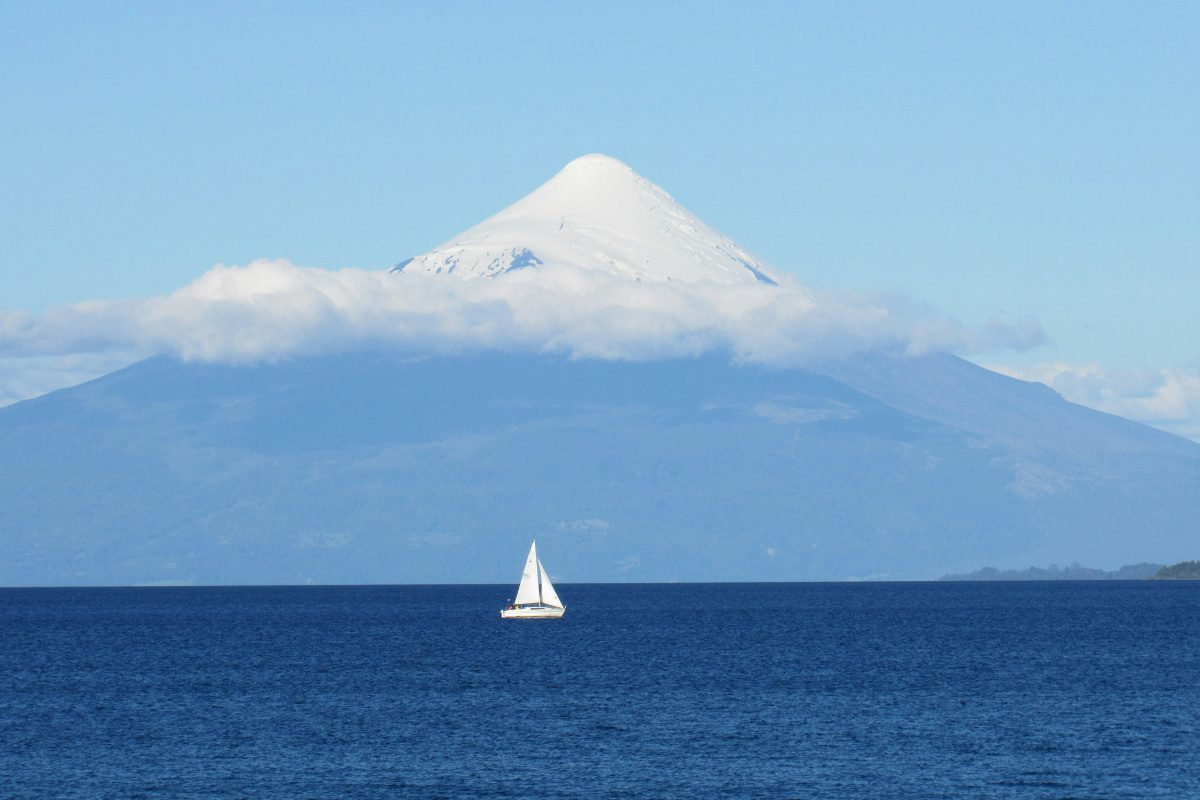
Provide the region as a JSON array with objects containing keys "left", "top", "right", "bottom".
[{"left": 1, "top": 582, "right": 1197, "bottom": 798}]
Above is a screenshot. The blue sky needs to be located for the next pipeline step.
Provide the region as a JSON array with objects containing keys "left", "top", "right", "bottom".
[{"left": 2, "top": 2, "right": 1198, "bottom": 431}]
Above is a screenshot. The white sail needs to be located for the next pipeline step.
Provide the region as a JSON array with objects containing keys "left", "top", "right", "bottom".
[
  {"left": 538, "top": 560, "right": 563, "bottom": 608},
  {"left": 513, "top": 541, "right": 541, "bottom": 605}
]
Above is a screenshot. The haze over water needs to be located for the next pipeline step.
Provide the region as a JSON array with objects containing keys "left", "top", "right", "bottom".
[{"left": 2, "top": 582, "right": 1197, "bottom": 798}]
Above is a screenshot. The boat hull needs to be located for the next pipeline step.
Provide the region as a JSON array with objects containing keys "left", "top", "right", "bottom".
[{"left": 501, "top": 606, "right": 565, "bottom": 619}]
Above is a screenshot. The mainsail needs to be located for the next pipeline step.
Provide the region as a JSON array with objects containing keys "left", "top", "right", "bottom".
[
  {"left": 513, "top": 542, "right": 542, "bottom": 605},
  {"left": 538, "top": 561, "right": 562, "bottom": 608}
]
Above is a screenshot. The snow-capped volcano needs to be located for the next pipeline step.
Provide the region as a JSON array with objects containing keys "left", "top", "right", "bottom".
[{"left": 393, "top": 154, "right": 781, "bottom": 285}]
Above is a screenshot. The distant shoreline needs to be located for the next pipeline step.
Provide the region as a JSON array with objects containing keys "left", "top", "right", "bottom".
[{"left": 941, "top": 561, "right": 1200, "bottom": 581}]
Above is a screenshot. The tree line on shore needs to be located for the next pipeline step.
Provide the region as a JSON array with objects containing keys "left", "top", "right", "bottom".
[{"left": 1148, "top": 560, "right": 1200, "bottom": 580}]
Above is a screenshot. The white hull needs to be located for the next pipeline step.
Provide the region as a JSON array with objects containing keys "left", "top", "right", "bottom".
[{"left": 501, "top": 605, "right": 565, "bottom": 619}]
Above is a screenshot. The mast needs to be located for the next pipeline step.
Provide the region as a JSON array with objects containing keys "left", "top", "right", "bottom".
[{"left": 537, "top": 542, "right": 544, "bottom": 605}]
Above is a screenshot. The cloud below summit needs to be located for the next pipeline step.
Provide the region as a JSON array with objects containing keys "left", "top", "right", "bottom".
[{"left": 0, "top": 259, "right": 1045, "bottom": 395}]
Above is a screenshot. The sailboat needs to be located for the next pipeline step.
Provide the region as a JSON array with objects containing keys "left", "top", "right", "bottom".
[{"left": 501, "top": 541, "right": 565, "bottom": 618}]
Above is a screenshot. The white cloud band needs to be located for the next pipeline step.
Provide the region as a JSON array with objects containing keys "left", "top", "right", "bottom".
[{"left": 2, "top": 259, "right": 1044, "bottom": 405}]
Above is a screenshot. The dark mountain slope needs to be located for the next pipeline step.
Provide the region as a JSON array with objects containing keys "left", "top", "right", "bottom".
[
  {"left": 1, "top": 352, "right": 1197, "bottom": 585},
  {"left": 820, "top": 352, "right": 1198, "bottom": 460}
]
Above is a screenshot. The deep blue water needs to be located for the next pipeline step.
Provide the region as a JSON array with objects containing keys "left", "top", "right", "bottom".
[{"left": 1, "top": 583, "right": 1198, "bottom": 799}]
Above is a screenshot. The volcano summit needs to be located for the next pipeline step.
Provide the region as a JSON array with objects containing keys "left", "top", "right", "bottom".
[{"left": 393, "top": 154, "right": 782, "bottom": 285}]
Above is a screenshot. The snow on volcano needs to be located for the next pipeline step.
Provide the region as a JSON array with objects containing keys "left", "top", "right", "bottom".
[{"left": 393, "top": 154, "right": 782, "bottom": 285}]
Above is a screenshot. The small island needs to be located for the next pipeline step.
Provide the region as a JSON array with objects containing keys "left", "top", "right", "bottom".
[{"left": 1148, "top": 561, "right": 1200, "bottom": 580}]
